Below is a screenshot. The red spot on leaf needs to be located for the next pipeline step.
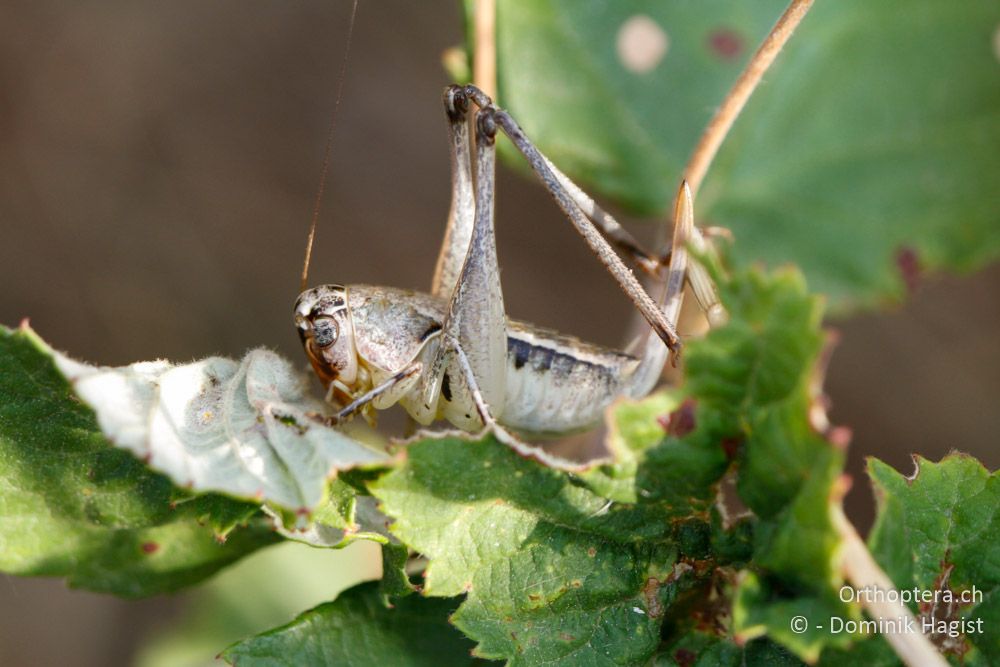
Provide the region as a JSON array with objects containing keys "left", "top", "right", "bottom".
[
  {"left": 674, "top": 648, "right": 697, "bottom": 667},
  {"left": 828, "top": 426, "right": 852, "bottom": 449},
  {"left": 720, "top": 436, "right": 743, "bottom": 460},
  {"left": 642, "top": 578, "right": 665, "bottom": 619},
  {"left": 831, "top": 475, "right": 853, "bottom": 507},
  {"left": 920, "top": 560, "right": 975, "bottom": 657},
  {"left": 141, "top": 541, "right": 159, "bottom": 554},
  {"left": 896, "top": 246, "right": 922, "bottom": 294},
  {"left": 708, "top": 28, "right": 744, "bottom": 61},
  {"left": 659, "top": 399, "right": 697, "bottom": 437}
]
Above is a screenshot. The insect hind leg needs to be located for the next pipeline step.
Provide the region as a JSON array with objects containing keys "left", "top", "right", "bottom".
[
  {"left": 452, "top": 85, "right": 669, "bottom": 279},
  {"left": 432, "top": 86, "right": 476, "bottom": 299},
  {"left": 422, "top": 101, "right": 509, "bottom": 430},
  {"left": 489, "top": 105, "right": 682, "bottom": 354}
]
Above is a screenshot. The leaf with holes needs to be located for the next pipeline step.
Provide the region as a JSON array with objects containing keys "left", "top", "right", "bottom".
[
  {"left": 0, "top": 325, "right": 279, "bottom": 597},
  {"left": 680, "top": 268, "right": 861, "bottom": 660},
  {"left": 865, "top": 455, "right": 1000, "bottom": 665},
  {"left": 47, "top": 333, "right": 390, "bottom": 512}
]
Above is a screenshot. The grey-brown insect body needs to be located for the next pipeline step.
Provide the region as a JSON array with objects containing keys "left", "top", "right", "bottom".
[
  {"left": 340, "top": 284, "right": 644, "bottom": 436},
  {"left": 295, "top": 85, "right": 707, "bottom": 449}
]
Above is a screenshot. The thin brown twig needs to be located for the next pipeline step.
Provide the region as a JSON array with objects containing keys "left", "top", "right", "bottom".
[
  {"left": 473, "top": 0, "right": 497, "bottom": 99},
  {"left": 664, "top": 0, "right": 814, "bottom": 340},
  {"left": 682, "top": 8, "right": 948, "bottom": 659},
  {"left": 683, "top": 0, "right": 814, "bottom": 197}
]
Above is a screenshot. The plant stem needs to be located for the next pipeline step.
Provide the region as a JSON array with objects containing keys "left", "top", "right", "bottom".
[
  {"left": 683, "top": 7, "right": 945, "bottom": 662},
  {"left": 474, "top": 0, "right": 497, "bottom": 99},
  {"left": 833, "top": 508, "right": 948, "bottom": 667},
  {"left": 683, "top": 0, "right": 814, "bottom": 197}
]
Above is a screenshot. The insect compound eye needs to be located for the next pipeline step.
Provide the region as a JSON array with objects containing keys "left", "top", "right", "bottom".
[{"left": 311, "top": 316, "right": 340, "bottom": 349}]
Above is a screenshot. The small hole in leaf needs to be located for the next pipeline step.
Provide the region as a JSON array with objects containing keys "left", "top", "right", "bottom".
[{"left": 617, "top": 15, "right": 669, "bottom": 73}]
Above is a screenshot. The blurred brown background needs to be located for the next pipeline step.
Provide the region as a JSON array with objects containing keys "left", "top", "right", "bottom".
[{"left": 1, "top": 2, "right": 997, "bottom": 665}]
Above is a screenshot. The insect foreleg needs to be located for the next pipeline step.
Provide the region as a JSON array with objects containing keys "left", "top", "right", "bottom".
[{"left": 328, "top": 362, "right": 423, "bottom": 424}]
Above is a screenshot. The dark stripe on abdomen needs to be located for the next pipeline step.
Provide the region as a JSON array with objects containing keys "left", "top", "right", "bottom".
[{"left": 507, "top": 338, "right": 581, "bottom": 377}]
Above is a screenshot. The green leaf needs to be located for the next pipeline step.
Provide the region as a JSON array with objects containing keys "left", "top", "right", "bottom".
[
  {"left": 363, "top": 264, "right": 866, "bottom": 663},
  {"left": 365, "top": 380, "right": 738, "bottom": 665},
  {"left": 0, "top": 325, "right": 278, "bottom": 597},
  {"left": 866, "top": 455, "right": 1000, "bottom": 664},
  {"left": 679, "top": 268, "right": 859, "bottom": 660},
  {"left": 733, "top": 571, "right": 853, "bottom": 663},
  {"left": 655, "top": 633, "right": 803, "bottom": 667},
  {"left": 136, "top": 540, "right": 383, "bottom": 667},
  {"left": 48, "top": 332, "right": 390, "bottom": 512},
  {"left": 477, "top": 0, "right": 1000, "bottom": 310},
  {"left": 817, "top": 635, "right": 899, "bottom": 667},
  {"left": 371, "top": 433, "right": 705, "bottom": 665},
  {"left": 267, "top": 478, "right": 394, "bottom": 549},
  {"left": 221, "top": 581, "right": 482, "bottom": 666},
  {"left": 580, "top": 390, "right": 731, "bottom": 512},
  {"left": 379, "top": 541, "right": 417, "bottom": 601}
]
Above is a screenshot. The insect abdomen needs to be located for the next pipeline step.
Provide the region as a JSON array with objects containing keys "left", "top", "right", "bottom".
[{"left": 500, "top": 327, "right": 637, "bottom": 435}]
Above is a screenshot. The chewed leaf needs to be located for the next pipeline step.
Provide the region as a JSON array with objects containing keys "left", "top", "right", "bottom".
[
  {"left": 0, "top": 325, "right": 277, "bottom": 596},
  {"left": 50, "top": 339, "right": 390, "bottom": 511},
  {"left": 866, "top": 455, "right": 1000, "bottom": 664},
  {"left": 264, "top": 480, "right": 396, "bottom": 549}
]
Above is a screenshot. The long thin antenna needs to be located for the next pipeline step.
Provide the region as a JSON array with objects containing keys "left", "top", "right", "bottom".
[{"left": 300, "top": 0, "right": 360, "bottom": 292}]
